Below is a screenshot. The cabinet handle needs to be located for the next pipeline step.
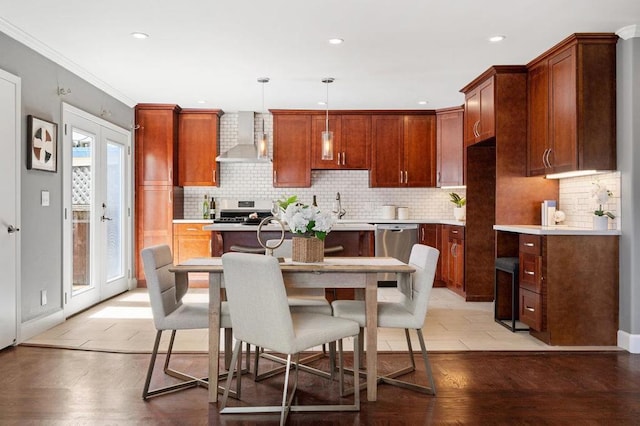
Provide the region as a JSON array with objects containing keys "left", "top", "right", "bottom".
[
  {"left": 168, "top": 167, "right": 173, "bottom": 185},
  {"left": 212, "top": 170, "right": 216, "bottom": 184},
  {"left": 186, "top": 227, "right": 199, "bottom": 231},
  {"left": 273, "top": 170, "right": 277, "bottom": 184},
  {"left": 473, "top": 120, "right": 480, "bottom": 137},
  {"left": 437, "top": 171, "right": 441, "bottom": 184},
  {"left": 420, "top": 227, "right": 425, "bottom": 241},
  {"left": 337, "top": 152, "right": 341, "bottom": 166},
  {"left": 525, "top": 270, "right": 535, "bottom": 276},
  {"left": 525, "top": 306, "right": 535, "bottom": 312},
  {"left": 546, "top": 148, "right": 553, "bottom": 168},
  {"left": 400, "top": 170, "right": 403, "bottom": 184},
  {"left": 342, "top": 152, "right": 346, "bottom": 166},
  {"left": 404, "top": 171, "right": 408, "bottom": 184},
  {"left": 524, "top": 242, "right": 535, "bottom": 247},
  {"left": 452, "top": 230, "right": 459, "bottom": 234},
  {"left": 451, "top": 242, "right": 457, "bottom": 257}
]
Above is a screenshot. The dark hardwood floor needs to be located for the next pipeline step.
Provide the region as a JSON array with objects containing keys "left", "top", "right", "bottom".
[{"left": 1, "top": 346, "right": 639, "bottom": 425}]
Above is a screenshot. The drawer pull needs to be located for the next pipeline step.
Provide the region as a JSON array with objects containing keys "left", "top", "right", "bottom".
[
  {"left": 452, "top": 230, "right": 459, "bottom": 234},
  {"left": 186, "top": 227, "right": 199, "bottom": 231},
  {"left": 525, "top": 306, "right": 535, "bottom": 312},
  {"left": 524, "top": 270, "right": 535, "bottom": 276},
  {"left": 524, "top": 242, "right": 535, "bottom": 247}
]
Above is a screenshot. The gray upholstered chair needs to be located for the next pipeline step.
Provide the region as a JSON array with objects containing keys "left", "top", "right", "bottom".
[
  {"left": 331, "top": 243, "right": 439, "bottom": 395},
  {"left": 220, "top": 252, "right": 360, "bottom": 425},
  {"left": 141, "top": 244, "right": 240, "bottom": 399}
]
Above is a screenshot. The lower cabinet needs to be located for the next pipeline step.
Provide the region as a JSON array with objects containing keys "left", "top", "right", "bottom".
[
  {"left": 447, "top": 225, "right": 465, "bottom": 296},
  {"left": 173, "top": 223, "right": 211, "bottom": 285},
  {"left": 419, "top": 224, "right": 444, "bottom": 287},
  {"left": 514, "top": 233, "right": 619, "bottom": 346}
]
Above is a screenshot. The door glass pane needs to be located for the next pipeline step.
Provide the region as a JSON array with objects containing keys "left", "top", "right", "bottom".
[
  {"left": 105, "top": 141, "right": 124, "bottom": 281},
  {"left": 72, "top": 129, "right": 94, "bottom": 294}
]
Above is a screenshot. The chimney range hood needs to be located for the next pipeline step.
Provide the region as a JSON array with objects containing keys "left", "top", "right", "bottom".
[{"left": 215, "top": 111, "right": 271, "bottom": 163}]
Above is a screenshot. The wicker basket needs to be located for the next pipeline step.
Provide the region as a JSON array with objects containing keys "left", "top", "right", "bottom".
[{"left": 291, "top": 236, "right": 324, "bottom": 263}]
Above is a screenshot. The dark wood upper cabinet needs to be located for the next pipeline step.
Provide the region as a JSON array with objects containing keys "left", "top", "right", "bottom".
[
  {"left": 526, "top": 33, "right": 617, "bottom": 176},
  {"left": 311, "top": 113, "right": 371, "bottom": 169},
  {"left": 272, "top": 111, "right": 312, "bottom": 187},
  {"left": 463, "top": 77, "right": 495, "bottom": 146},
  {"left": 370, "top": 112, "right": 436, "bottom": 188},
  {"left": 178, "top": 109, "right": 223, "bottom": 186},
  {"left": 436, "top": 106, "right": 464, "bottom": 187},
  {"left": 135, "top": 104, "right": 180, "bottom": 186}
]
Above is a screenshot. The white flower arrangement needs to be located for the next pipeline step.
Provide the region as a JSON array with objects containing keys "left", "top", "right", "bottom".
[
  {"left": 591, "top": 181, "right": 615, "bottom": 219},
  {"left": 278, "top": 195, "right": 336, "bottom": 241}
]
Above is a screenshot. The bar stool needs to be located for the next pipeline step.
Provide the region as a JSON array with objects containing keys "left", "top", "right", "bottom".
[{"left": 494, "top": 257, "right": 529, "bottom": 332}]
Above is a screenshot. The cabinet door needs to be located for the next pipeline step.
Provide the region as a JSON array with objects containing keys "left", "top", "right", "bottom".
[
  {"left": 440, "top": 225, "right": 450, "bottom": 284},
  {"left": 436, "top": 108, "right": 464, "bottom": 187},
  {"left": 173, "top": 224, "right": 211, "bottom": 264},
  {"left": 136, "top": 186, "right": 174, "bottom": 282},
  {"left": 273, "top": 114, "right": 311, "bottom": 187},
  {"left": 135, "top": 106, "right": 179, "bottom": 186},
  {"left": 548, "top": 46, "right": 577, "bottom": 173},
  {"left": 453, "top": 239, "right": 465, "bottom": 292},
  {"left": 420, "top": 224, "right": 443, "bottom": 285},
  {"left": 370, "top": 115, "right": 404, "bottom": 187},
  {"left": 178, "top": 110, "right": 220, "bottom": 186},
  {"left": 311, "top": 115, "right": 342, "bottom": 169},
  {"left": 478, "top": 78, "right": 495, "bottom": 141},
  {"left": 464, "top": 89, "right": 480, "bottom": 146},
  {"left": 341, "top": 115, "right": 371, "bottom": 169},
  {"left": 527, "top": 61, "right": 550, "bottom": 176},
  {"left": 404, "top": 115, "right": 436, "bottom": 187}
]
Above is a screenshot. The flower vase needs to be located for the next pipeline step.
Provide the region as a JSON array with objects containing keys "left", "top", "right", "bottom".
[
  {"left": 593, "top": 215, "right": 609, "bottom": 231},
  {"left": 292, "top": 236, "right": 324, "bottom": 263},
  {"left": 453, "top": 206, "right": 466, "bottom": 221}
]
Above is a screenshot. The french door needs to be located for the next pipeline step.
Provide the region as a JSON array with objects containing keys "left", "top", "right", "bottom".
[{"left": 62, "top": 104, "right": 132, "bottom": 317}]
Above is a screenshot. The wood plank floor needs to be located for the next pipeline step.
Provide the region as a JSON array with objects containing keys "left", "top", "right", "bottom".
[{"left": 1, "top": 346, "right": 639, "bottom": 425}]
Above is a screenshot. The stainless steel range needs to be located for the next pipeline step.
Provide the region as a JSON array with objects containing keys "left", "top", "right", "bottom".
[{"left": 215, "top": 199, "right": 273, "bottom": 224}]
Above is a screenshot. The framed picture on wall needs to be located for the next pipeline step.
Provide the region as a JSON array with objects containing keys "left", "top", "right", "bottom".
[{"left": 27, "top": 115, "right": 57, "bottom": 172}]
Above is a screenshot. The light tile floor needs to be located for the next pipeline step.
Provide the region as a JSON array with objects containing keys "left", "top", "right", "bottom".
[{"left": 23, "top": 287, "right": 621, "bottom": 353}]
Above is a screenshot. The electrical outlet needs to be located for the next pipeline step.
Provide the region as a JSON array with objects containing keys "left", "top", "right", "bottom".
[{"left": 40, "top": 289, "right": 47, "bottom": 306}]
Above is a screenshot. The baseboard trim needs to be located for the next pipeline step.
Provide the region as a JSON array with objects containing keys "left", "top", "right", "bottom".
[
  {"left": 19, "top": 310, "right": 65, "bottom": 343},
  {"left": 617, "top": 330, "right": 640, "bottom": 353}
]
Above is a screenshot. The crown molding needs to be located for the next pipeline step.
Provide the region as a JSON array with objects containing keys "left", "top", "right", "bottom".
[
  {"left": 617, "top": 24, "right": 640, "bottom": 40},
  {"left": 0, "top": 18, "right": 136, "bottom": 107}
]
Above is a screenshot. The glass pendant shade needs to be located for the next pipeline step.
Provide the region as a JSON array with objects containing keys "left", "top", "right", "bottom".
[
  {"left": 321, "top": 130, "right": 334, "bottom": 160},
  {"left": 257, "top": 132, "right": 268, "bottom": 159}
]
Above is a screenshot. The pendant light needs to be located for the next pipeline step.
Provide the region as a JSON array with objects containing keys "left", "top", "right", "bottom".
[
  {"left": 321, "top": 77, "right": 335, "bottom": 160},
  {"left": 257, "top": 77, "right": 270, "bottom": 159}
]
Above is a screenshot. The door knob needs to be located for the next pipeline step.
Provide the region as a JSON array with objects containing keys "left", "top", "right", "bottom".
[{"left": 7, "top": 225, "right": 20, "bottom": 234}]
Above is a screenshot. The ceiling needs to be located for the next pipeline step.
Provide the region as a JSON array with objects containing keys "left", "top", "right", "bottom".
[{"left": 1, "top": 1, "right": 639, "bottom": 112}]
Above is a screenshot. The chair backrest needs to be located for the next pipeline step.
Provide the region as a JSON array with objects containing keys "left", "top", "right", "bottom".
[
  {"left": 397, "top": 244, "right": 439, "bottom": 327},
  {"left": 267, "top": 239, "right": 292, "bottom": 258},
  {"left": 221, "top": 252, "right": 296, "bottom": 352},
  {"left": 141, "top": 244, "right": 186, "bottom": 330}
]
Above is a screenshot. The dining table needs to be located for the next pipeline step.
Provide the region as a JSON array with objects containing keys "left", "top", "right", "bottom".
[{"left": 170, "top": 256, "right": 415, "bottom": 403}]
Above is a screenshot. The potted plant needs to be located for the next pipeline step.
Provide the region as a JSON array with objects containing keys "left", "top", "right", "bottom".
[
  {"left": 591, "top": 182, "right": 615, "bottom": 230},
  {"left": 449, "top": 192, "right": 466, "bottom": 221}
]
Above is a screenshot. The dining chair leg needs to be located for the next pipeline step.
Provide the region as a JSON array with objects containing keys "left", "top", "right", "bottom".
[
  {"left": 220, "top": 340, "right": 243, "bottom": 409},
  {"left": 254, "top": 347, "right": 331, "bottom": 381}
]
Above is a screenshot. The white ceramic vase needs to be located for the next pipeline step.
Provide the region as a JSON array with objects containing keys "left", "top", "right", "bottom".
[
  {"left": 453, "top": 206, "right": 466, "bottom": 221},
  {"left": 593, "top": 215, "right": 609, "bottom": 231}
]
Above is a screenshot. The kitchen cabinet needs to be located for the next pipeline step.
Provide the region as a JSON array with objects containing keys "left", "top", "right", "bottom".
[
  {"left": 436, "top": 107, "right": 464, "bottom": 187},
  {"left": 463, "top": 77, "right": 494, "bottom": 146},
  {"left": 272, "top": 111, "right": 312, "bottom": 187},
  {"left": 135, "top": 104, "right": 183, "bottom": 285},
  {"left": 446, "top": 225, "right": 465, "bottom": 296},
  {"left": 510, "top": 232, "right": 619, "bottom": 346},
  {"left": 419, "top": 224, "right": 444, "bottom": 287},
  {"left": 311, "top": 114, "right": 371, "bottom": 170},
  {"left": 173, "top": 222, "right": 211, "bottom": 284},
  {"left": 135, "top": 104, "right": 180, "bottom": 186},
  {"left": 178, "top": 109, "right": 223, "bottom": 186},
  {"left": 526, "top": 33, "right": 617, "bottom": 176},
  {"left": 370, "top": 113, "right": 436, "bottom": 187}
]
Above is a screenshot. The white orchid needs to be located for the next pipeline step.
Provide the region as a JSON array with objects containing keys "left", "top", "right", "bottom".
[
  {"left": 591, "top": 182, "right": 615, "bottom": 219},
  {"left": 281, "top": 196, "right": 336, "bottom": 240}
]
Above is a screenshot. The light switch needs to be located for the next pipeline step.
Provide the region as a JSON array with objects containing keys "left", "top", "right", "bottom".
[{"left": 41, "top": 190, "right": 50, "bottom": 206}]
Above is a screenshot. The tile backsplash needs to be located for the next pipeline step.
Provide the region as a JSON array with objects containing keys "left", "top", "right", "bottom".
[{"left": 181, "top": 112, "right": 622, "bottom": 229}]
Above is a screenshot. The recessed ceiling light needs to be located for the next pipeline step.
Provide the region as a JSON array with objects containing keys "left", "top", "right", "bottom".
[
  {"left": 328, "top": 38, "right": 344, "bottom": 45},
  {"left": 318, "top": 101, "right": 327, "bottom": 106},
  {"left": 489, "top": 35, "right": 506, "bottom": 43},
  {"left": 418, "top": 100, "right": 428, "bottom": 105},
  {"left": 197, "top": 100, "right": 207, "bottom": 104},
  {"left": 131, "top": 32, "right": 149, "bottom": 39}
]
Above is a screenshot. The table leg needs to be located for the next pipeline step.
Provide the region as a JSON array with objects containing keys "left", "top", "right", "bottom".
[
  {"left": 365, "top": 273, "right": 378, "bottom": 402},
  {"left": 209, "top": 272, "right": 221, "bottom": 403}
]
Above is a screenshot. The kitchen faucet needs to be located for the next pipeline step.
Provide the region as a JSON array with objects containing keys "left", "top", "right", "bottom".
[{"left": 333, "top": 192, "right": 346, "bottom": 219}]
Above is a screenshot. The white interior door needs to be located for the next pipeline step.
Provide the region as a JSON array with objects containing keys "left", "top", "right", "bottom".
[
  {"left": 0, "top": 69, "right": 20, "bottom": 349},
  {"left": 63, "top": 104, "right": 131, "bottom": 317}
]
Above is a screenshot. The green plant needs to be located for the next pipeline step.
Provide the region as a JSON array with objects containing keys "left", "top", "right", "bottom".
[
  {"left": 592, "top": 182, "right": 615, "bottom": 219},
  {"left": 449, "top": 192, "right": 466, "bottom": 208}
]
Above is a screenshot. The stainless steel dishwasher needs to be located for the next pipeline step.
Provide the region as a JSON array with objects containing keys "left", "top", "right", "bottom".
[{"left": 375, "top": 223, "right": 418, "bottom": 283}]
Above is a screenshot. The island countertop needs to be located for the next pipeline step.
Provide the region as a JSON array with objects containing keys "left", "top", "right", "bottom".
[
  {"left": 203, "top": 222, "right": 376, "bottom": 232},
  {"left": 494, "top": 224, "right": 621, "bottom": 236}
]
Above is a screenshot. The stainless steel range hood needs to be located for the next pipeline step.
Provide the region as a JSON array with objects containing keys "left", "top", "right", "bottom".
[{"left": 215, "top": 111, "right": 271, "bottom": 163}]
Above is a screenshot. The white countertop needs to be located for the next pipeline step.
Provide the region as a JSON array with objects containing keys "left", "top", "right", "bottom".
[
  {"left": 494, "top": 224, "right": 621, "bottom": 236},
  {"left": 176, "top": 218, "right": 466, "bottom": 226},
  {"left": 203, "top": 222, "right": 377, "bottom": 232},
  {"left": 173, "top": 219, "right": 214, "bottom": 224}
]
